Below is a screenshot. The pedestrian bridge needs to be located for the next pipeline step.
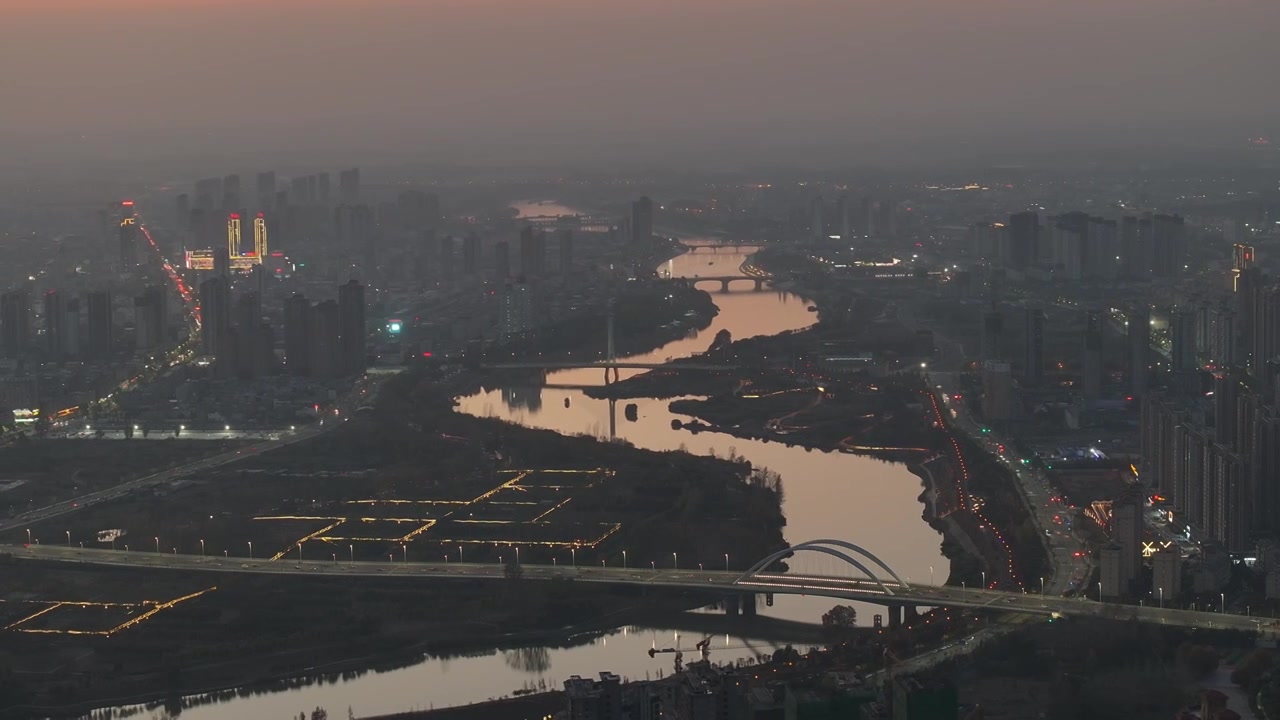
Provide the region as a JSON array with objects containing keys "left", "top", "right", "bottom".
[
  {"left": 11, "top": 541, "right": 1270, "bottom": 635},
  {"left": 660, "top": 275, "right": 771, "bottom": 292}
]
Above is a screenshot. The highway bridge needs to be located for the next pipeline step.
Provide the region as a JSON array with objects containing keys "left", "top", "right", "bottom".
[{"left": 11, "top": 540, "right": 1270, "bottom": 635}]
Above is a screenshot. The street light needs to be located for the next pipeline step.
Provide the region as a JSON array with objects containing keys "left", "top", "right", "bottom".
[
  {"left": 1221, "top": 593, "right": 1226, "bottom": 614},
  {"left": 349, "top": 544, "right": 355, "bottom": 566},
  {"left": 513, "top": 546, "right": 519, "bottom": 565},
  {"left": 1097, "top": 581, "right": 1103, "bottom": 601},
  {"left": 247, "top": 541, "right": 253, "bottom": 560},
  {"left": 981, "top": 571, "right": 986, "bottom": 588},
  {"left": 623, "top": 550, "right": 628, "bottom": 569},
  {"left": 154, "top": 536, "right": 160, "bottom": 553},
  {"left": 571, "top": 547, "right": 576, "bottom": 568},
  {"left": 298, "top": 544, "right": 304, "bottom": 563},
  {"left": 25, "top": 529, "right": 30, "bottom": 544},
  {"left": 200, "top": 539, "right": 205, "bottom": 557},
  {"left": 1040, "top": 577, "right": 1045, "bottom": 594},
  {"left": 65, "top": 530, "right": 70, "bottom": 548},
  {"left": 402, "top": 543, "right": 408, "bottom": 564},
  {"left": 459, "top": 545, "right": 463, "bottom": 563},
  {"left": 1158, "top": 587, "right": 1164, "bottom": 608},
  {"left": 930, "top": 566, "right": 934, "bottom": 585},
  {"left": 725, "top": 553, "right": 730, "bottom": 571},
  {"left": 673, "top": 552, "right": 678, "bottom": 569}
]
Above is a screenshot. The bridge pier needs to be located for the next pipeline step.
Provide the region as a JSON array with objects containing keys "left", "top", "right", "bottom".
[
  {"left": 887, "top": 605, "right": 903, "bottom": 631},
  {"left": 719, "top": 279, "right": 731, "bottom": 293},
  {"left": 724, "top": 592, "right": 757, "bottom": 617}
]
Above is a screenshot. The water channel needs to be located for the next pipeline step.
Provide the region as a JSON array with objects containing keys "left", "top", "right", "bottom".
[{"left": 111, "top": 234, "right": 945, "bottom": 720}]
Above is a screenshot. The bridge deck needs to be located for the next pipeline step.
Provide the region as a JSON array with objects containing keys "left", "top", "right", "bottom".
[{"left": 10, "top": 547, "right": 1267, "bottom": 634}]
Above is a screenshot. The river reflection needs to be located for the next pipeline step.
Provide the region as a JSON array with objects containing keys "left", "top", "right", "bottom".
[{"left": 105, "top": 245, "right": 944, "bottom": 720}]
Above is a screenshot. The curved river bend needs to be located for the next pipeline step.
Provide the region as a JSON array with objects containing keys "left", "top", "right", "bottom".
[{"left": 108, "top": 244, "right": 944, "bottom": 720}]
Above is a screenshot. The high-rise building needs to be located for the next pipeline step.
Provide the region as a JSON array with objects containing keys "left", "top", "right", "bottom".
[
  {"left": 1237, "top": 267, "right": 1262, "bottom": 362},
  {"left": 309, "top": 300, "right": 341, "bottom": 378},
  {"left": 195, "top": 177, "right": 222, "bottom": 211},
  {"left": 1170, "top": 308, "right": 1198, "bottom": 377},
  {"left": 809, "top": 195, "right": 825, "bottom": 240},
  {"left": 1252, "top": 284, "right": 1280, "bottom": 387},
  {"left": 1083, "top": 308, "right": 1103, "bottom": 407},
  {"left": 494, "top": 240, "right": 511, "bottom": 281},
  {"left": 980, "top": 360, "right": 1017, "bottom": 421},
  {"left": 43, "top": 290, "right": 66, "bottom": 359},
  {"left": 557, "top": 230, "right": 574, "bottom": 275},
  {"left": 85, "top": 290, "right": 113, "bottom": 361},
  {"left": 519, "top": 226, "right": 546, "bottom": 277},
  {"left": 60, "top": 297, "right": 81, "bottom": 359},
  {"left": 134, "top": 286, "right": 167, "bottom": 350},
  {"left": 199, "top": 275, "right": 231, "bottom": 361},
  {"left": 1007, "top": 211, "right": 1039, "bottom": 269},
  {"left": 836, "top": 195, "right": 851, "bottom": 240},
  {"left": 234, "top": 292, "right": 264, "bottom": 378},
  {"left": 284, "top": 294, "right": 311, "bottom": 377},
  {"left": 222, "top": 174, "right": 241, "bottom": 210},
  {"left": 334, "top": 204, "right": 375, "bottom": 254},
  {"left": 1120, "top": 215, "right": 1147, "bottom": 279},
  {"left": 630, "top": 196, "right": 654, "bottom": 248},
  {"left": 1, "top": 290, "right": 32, "bottom": 358},
  {"left": 980, "top": 306, "right": 1003, "bottom": 362},
  {"left": 1128, "top": 306, "right": 1150, "bottom": 396},
  {"left": 440, "top": 235, "right": 456, "bottom": 280},
  {"left": 1111, "top": 490, "right": 1143, "bottom": 594},
  {"left": 227, "top": 212, "right": 244, "bottom": 259},
  {"left": 253, "top": 213, "right": 269, "bottom": 260},
  {"left": 463, "top": 233, "right": 480, "bottom": 276},
  {"left": 499, "top": 282, "right": 533, "bottom": 341},
  {"left": 1152, "top": 547, "right": 1182, "bottom": 600},
  {"left": 339, "top": 168, "right": 360, "bottom": 204},
  {"left": 1023, "top": 307, "right": 1044, "bottom": 387},
  {"left": 256, "top": 171, "right": 276, "bottom": 208},
  {"left": 1150, "top": 214, "right": 1187, "bottom": 277},
  {"left": 1234, "top": 243, "right": 1256, "bottom": 291},
  {"left": 119, "top": 201, "right": 139, "bottom": 269},
  {"left": 338, "top": 280, "right": 366, "bottom": 376}
]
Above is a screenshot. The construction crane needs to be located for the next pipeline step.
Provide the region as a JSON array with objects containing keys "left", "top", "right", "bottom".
[{"left": 648, "top": 636, "right": 757, "bottom": 674}]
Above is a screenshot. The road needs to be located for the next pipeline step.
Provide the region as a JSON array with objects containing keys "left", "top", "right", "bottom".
[
  {"left": 927, "top": 371, "right": 1092, "bottom": 596},
  {"left": 0, "top": 373, "right": 385, "bottom": 535},
  {"left": 11, "top": 545, "right": 1270, "bottom": 634}
]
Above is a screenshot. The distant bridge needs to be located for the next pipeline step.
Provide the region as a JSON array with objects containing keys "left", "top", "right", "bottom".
[
  {"left": 13, "top": 541, "right": 1271, "bottom": 634},
  {"left": 681, "top": 242, "right": 768, "bottom": 253},
  {"left": 485, "top": 360, "right": 735, "bottom": 372},
  {"left": 661, "top": 275, "right": 772, "bottom": 293}
]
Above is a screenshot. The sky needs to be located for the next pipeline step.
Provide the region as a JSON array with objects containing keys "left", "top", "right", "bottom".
[{"left": 4, "top": 0, "right": 1279, "bottom": 172}]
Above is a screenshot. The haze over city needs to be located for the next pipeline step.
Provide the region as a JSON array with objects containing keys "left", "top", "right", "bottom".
[{"left": 5, "top": 0, "right": 1280, "bottom": 173}]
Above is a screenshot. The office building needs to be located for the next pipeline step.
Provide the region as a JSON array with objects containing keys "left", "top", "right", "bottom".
[
  {"left": 631, "top": 196, "right": 654, "bottom": 248},
  {"left": 1023, "top": 307, "right": 1044, "bottom": 387},
  {"left": 1150, "top": 214, "right": 1187, "bottom": 277},
  {"left": 1128, "top": 306, "right": 1150, "bottom": 396},
  {"left": 980, "top": 361, "right": 1017, "bottom": 421},
  {"left": 43, "top": 290, "right": 67, "bottom": 359},
  {"left": 1252, "top": 284, "right": 1280, "bottom": 385},
  {"left": 284, "top": 293, "right": 311, "bottom": 377},
  {"left": 119, "top": 201, "right": 140, "bottom": 269},
  {"left": 1234, "top": 243, "right": 1256, "bottom": 291},
  {"left": 234, "top": 291, "right": 265, "bottom": 378},
  {"left": 85, "top": 290, "right": 113, "bottom": 361},
  {"left": 338, "top": 168, "right": 360, "bottom": 204},
  {"left": 338, "top": 280, "right": 366, "bottom": 376}
]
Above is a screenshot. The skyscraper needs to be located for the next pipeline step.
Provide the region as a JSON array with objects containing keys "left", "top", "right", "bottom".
[
  {"left": 134, "top": 286, "right": 167, "bottom": 350},
  {"left": 199, "top": 275, "right": 231, "bottom": 361},
  {"left": 222, "top": 174, "right": 242, "bottom": 211},
  {"left": 463, "top": 233, "right": 480, "bottom": 276},
  {"left": 338, "top": 280, "right": 366, "bottom": 376},
  {"left": 1169, "top": 308, "right": 1197, "bottom": 375},
  {"left": 499, "top": 282, "right": 533, "bottom": 341},
  {"left": 1150, "top": 214, "right": 1187, "bottom": 278},
  {"left": 494, "top": 240, "right": 511, "bottom": 281},
  {"left": 43, "top": 290, "right": 66, "bottom": 359},
  {"left": 980, "top": 306, "right": 1003, "bottom": 362},
  {"left": 309, "top": 300, "right": 341, "bottom": 378},
  {"left": 836, "top": 195, "right": 851, "bottom": 240},
  {"left": 1, "top": 290, "right": 32, "bottom": 358},
  {"left": 339, "top": 168, "right": 360, "bottom": 204},
  {"left": 809, "top": 195, "right": 825, "bottom": 240},
  {"left": 1007, "top": 211, "right": 1039, "bottom": 269},
  {"left": 256, "top": 171, "right": 277, "bottom": 208},
  {"left": 1128, "top": 306, "right": 1151, "bottom": 396},
  {"left": 519, "top": 226, "right": 546, "bottom": 277},
  {"left": 630, "top": 196, "right": 654, "bottom": 248},
  {"left": 119, "top": 201, "right": 139, "bottom": 269},
  {"left": 284, "top": 293, "right": 311, "bottom": 377},
  {"left": 1083, "top": 308, "right": 1103, "bottom": 408},
  {"left": 1023, "top": 307, "right": 1044, "bottom": 387},
  {"left": 85, "top": 290, "right": 113, "bottom": 361}
]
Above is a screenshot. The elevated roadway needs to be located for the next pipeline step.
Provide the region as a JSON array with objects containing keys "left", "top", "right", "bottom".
[{"left": 11, "top": 546, "right": 1270, "bottom": 634}]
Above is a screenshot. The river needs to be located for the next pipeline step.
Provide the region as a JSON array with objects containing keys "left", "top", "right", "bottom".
[{"left": 108, "top": 243, "right": 945, "bottom": 720}]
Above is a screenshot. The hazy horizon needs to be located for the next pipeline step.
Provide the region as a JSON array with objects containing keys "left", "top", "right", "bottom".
[{"left": 5, "top": 0, "right": 1280, "bottom": 174}]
